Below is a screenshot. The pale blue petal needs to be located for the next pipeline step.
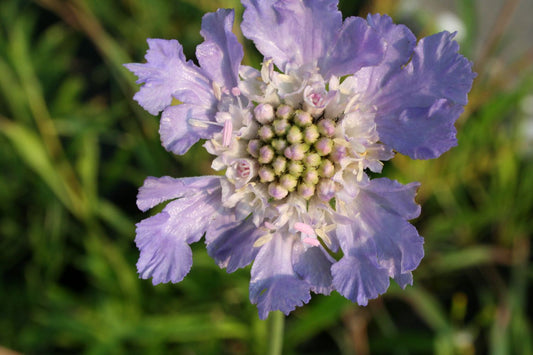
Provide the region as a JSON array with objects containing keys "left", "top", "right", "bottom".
[
  {"left": 319, "top": 16, "right": 384, "bottom": 78},
  {"left": 159, "top": 104, "right": 218, "bottom": 155},
  {"left": 250, "top": 235, "right": 311, "bottom": 319},
  {"left": 394, "top": 272, "right": 413, "bottom": 289},
  {"left": 364, "top": 14, "right": 417, "bottom": 85},
  {"left": 135, "top": 176, "right": 224, "bottom": 284},
  {"left": 332, "top": 225, "right": 390, "bottom": 305},
  {"left": 292, "top": 243, "right": 334, "bottom": 295},
  {"left": 135, "top": 212, "right": 193, "bottom": 285},
  {"left": 205, "top": 217, "right": 263, "bottom": 273},
  {"left": 340, "top": 178, "right": 424, "bottom": 280},
  {"left": 372, "top": 31, "right": 476, "bottom": 159},
  {"left": 241, "top": 0, "right": 341, "bottom": 71},
  {"left": 124, "top": 39, "right": 215, "bottom": 115},
  {"left": 332, "top": 255, "right": 390, "bottom": 305},
  {"left": 197, "top": 9, "right": 243, "bottom": 90},
  {"left": 137, "top": 175, "right": 221, "bottom": 212}
]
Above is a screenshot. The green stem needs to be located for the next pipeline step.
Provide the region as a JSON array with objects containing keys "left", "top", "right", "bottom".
[{"left": 268, "top": 311, "right": 285, "bottom": 355}]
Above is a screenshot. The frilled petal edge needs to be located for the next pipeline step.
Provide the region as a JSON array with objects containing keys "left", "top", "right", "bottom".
[
  {"left": 159, "top": 104, "right": 218, "bottom": 155},
  {"left": 125, "top": 39, "right": 215, "bottom": 115},
  {"left": 241, "top": 0, "right": 342, "bottom": 71},
  {"left": 249, "top": 235, "right": 311, "bottom": 319},
  {"left": 135, "top": 176, "right": 224, "bottom": 284},
  {"left": 197, "top": 9, "right": 243, "bottom": 90},
  {"left": 372, "top": 31, "right": 476, "bottom": 159}
]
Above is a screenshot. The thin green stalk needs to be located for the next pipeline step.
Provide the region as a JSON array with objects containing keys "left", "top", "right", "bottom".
[{"left": 268, "top": 311, "right": 285, "bottom": 355}]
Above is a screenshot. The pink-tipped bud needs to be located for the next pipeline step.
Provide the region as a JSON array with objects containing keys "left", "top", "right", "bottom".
[
  {"left": 288, "top": 161, "right": 304, "bottom": 176},
  {"left": 330, "top": 144, "right": 347, "bottom": 162},
  {"left": 317, "top": 119, "right": 336, "bottom": 137},
  {"left": 268, "top": 182, "right": 289, "bottom": 200},
  {"left": 298, "top": 183, "right": 315, "bottom": 199},
  {"left": 258, "top": 125, "right": 274, "bottom": 141},
  {"left": 279, "top": 174, "right": 298, "bottom": 191},
  {"left": 273, "top": 119, "right": 290, "bottom": 136},
  {"left": 315, "top": 138, "right": 333, "bottom": 156},
  {"left": 286, "top": 126, "right": 303, "bottom": 144},
  {"left": 284, "top": 143, "right": 308, "bottom": 161},
  {"left": 276, "top": 104, "right": 293, "bottom": 119},
  {"left": 272, "top": 156, "right": 287, "bottom": 175},
  {"left": 258, "top": 145, "right": 275, "bottom": 164},
  {"left": 304, "top": 152, "right": 321, "bottom": 168},
  {"left": 294, "top": 110, "right": 313, "bottom": 127},
  {"left": 271, "top": 138, "right": 287, "bottom": 153},
  {"left": 247, "top": 139, "right": 261, "bottom": 158},
  {"left": 317, "top": 179, "right": 336, "bottom": 201},
  {"left": 303, "top": 125, "right": 320, "bottom": 144},
  {"left": 254, "top": 103, "right": 274, "bottom": 124},
  {"left": 258, "top": 166, "right": 275, "bottom": 182},
  {"left": 302, "top": 169, "right": 319, "bottom": 185},
  {"left": 319, "top": 159, "right": 335, "bottom": 178}
]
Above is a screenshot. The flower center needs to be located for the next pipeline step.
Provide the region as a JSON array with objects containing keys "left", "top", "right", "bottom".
[{"left": 246, "top": 103, "right": 345, "bottom": 201}]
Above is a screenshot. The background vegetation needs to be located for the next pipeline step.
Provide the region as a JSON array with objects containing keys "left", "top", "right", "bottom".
[{"left": 0, "top": 0, "right": 531, "bottom": 353}]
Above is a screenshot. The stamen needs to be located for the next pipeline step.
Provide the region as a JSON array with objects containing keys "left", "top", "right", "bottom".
[
  {"left": 187, "top": 118, "right": 223, "bottom": 129},
  {"left": 302, "top": 237, "right": 320, "bottom": 247},
  {"left": 253, "top": 233, "right": 273, "bottom": 247},
  {"left": 222, "top": 120, "right": 233, "bottom": 147},
  {"left": 294, "top": 222, "right": 315, "bottom": 236}
]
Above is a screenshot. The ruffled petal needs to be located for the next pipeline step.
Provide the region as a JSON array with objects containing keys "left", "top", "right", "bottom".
[
  {"left": 205, "top": 217, "right": 263, "bottom": 273},
  {"left": 249, "top": 235, "right": 311, "bottom": 319},
  {"left": 135, "top": 212, "right": 193, "bottom": 285},
  {"left": 372, "top": 31, "right": 476, "bottom": 159},
  {"left": 137, "top": 175, "right": 221, "bottom": 212},
  {"left": 292, "top": 243, "right": 335, "bottom": 295},
  {"left": 241, "top": 0, "right": 342, "bottom": 71},
  {"left": 332, "top": 225, "right": 390, "bottom": 305},
  {"left": 196, "top": 9, "right": 243, "bottom": 90},
  {"left": 125, "top": 39, "right": 215, "bottom": 115},
  {"left": 319, "top": 16, "right": 384, "bottom": 78},
  {"left": 332, "top": 256, "right": 390, "bottom": 305},
  {"left": 337, "top": 178, "right": 424, "bottom": 285},
  {"left": 364, "top": 14, "right": 417, "bottom": 85},
  {"left": 159, "top": 104, "right": 218, "bottom": 155},
  {"left": 135, "top": 176, "right": 224, "bottom": 284}
]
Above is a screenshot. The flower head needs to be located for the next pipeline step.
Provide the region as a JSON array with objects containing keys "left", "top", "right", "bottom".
[{"left": 126, "top": 1, "right": 475, "bottom": 319}]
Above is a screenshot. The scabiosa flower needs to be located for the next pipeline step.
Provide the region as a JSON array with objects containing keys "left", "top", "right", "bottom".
[{"left": 125, "top": 0, "right": 475, "bottom": 319}]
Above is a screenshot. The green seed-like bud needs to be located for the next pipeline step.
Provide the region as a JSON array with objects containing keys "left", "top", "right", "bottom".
[
  {"left": 272, "top": 156, "right": 287, "bottom": 176},
  {"left": 286, "top": 126, "right": 303, "bottom": 144},
  {"left": 271, "top": 138, "right": 288, "bottom": 153},
  {"left": 258, "top": 125, "right": 274, "bottom": 141},
  {"left": 276, "top": 104, "right": 293, "bottom": 120},
  {"left": 304, "top": 152, "right": 321, "bottom": 168},
  {"left": 317, "top": 119, "right": 336, "bottom": 137},
  {"left": 294, "top": 110, "right": 313, "bottom": 127},
  {"left": 319, "top": 159, "right": 335, "bottom": 177},
  {"left": 279, "top": 174, "right": 298, "bottom": 191},
  {"left": 273, "top": 119, "right": 290, "bottom": 136},
  {"left": 303, "top": 125, "right": 320, "bottom": 144},
  {"left": 258, "top": 166, "right": 275, "bottom": 182},
  {"left": 288, "top": 161, "right": 304, "bottom": 176},
  {"left": 247, "top": 139, "right": 261, "bottom": 158},
  {"left": 284, "top": 143, "right": 309, "bottom": 161},
  {"left": 258, "top": 145, "right": 275, "bottom": 164},
  {"left": 315, "top": 137, "right": 333, "bottom": 156},
  {"left": 268, "top": 182, "right": 289, "bottom": 200},
  {"left": 298, "top": 183, "right": 315, "bottom": 199},
  {"left": 302, "top": 169, "right": 319, "bottom": 185}
]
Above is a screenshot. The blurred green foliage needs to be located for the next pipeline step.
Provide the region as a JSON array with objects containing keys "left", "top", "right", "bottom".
[{"left": 0, "top": 0, "right": 531, "bottom": 354}]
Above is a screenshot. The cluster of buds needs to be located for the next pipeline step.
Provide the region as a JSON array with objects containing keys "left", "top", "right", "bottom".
[{"left": 247, "top": 103, "right": 346, "bottom": 201}]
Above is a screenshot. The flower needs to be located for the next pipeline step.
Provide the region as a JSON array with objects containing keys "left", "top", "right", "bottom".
[{"left": 125, "top": 0, "right": 475, "bottom": 319}]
